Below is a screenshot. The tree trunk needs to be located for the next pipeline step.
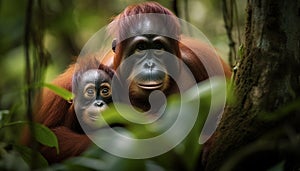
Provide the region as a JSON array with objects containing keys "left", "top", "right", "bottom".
[{"left": 205, "top": 0, "right": 300, "bottom": 170}]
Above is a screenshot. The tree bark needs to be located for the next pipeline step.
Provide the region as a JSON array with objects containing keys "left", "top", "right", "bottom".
[{"left": 205, "top": 0, "right": 300, "bottom": 170}]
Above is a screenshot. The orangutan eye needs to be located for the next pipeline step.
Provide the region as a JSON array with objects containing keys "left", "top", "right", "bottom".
[
  {"left": 136, "top": 42, "right": 147, "bottom": 51},
  {"left": 100, "top": 83, "right": 112, "bottom": 98},
  {"left": 84, "top": 84, "right": 96, "bottom": 98},
  {"left": 134, "top": 42, "right": 148, "bottom": 55},
  {"left": 153, "top": 41, "right": 166, "bottom": 55},
  {"left": 87, "top": 89, "right": 94, "bottom": 95},
  {"left": 153, "top": 41, "right": 164, "bottom": 50}
]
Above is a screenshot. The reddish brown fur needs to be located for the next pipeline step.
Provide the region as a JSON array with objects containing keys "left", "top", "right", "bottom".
[
  {"left": 110, "top": 2, "right": 231, "bottom": 109},
  {"left": 22, "top": 56, "right": 112, "bottom": 163},
  {"left": 22, "top": 2, "right": 231, "bottom": 164}
]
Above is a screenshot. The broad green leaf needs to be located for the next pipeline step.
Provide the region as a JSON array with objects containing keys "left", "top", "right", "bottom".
[
  {"left": 43, "top": 83, "right": 74, "bottom": 101},
  {"left": 1, "top": 121, "right": 59, "bottom": 153},
  {"left": 178, "top": 77, "right": 227, "bottom": 170},
  {"left": 95, "top": 105, "right": 131, "bottom": 128},
  {"left": 14, "top": 144, "right": 48, "bottom": 169},
  {"left": 97, "top": 105, "right": 157, "bottom": 138},
  {"left": 97, "top": 104, "right": 148, "bottom": 126},
  {"left": 33, "top": 123, "right": 59, "bottom": 154}
]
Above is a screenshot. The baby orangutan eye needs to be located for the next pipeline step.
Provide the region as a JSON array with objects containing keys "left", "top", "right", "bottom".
[
  {"left": 100, "top": 83, "right": 112, "bottom": 98},
  {"left": 84, "top": 84, "right": 96, "bottom": 98}
]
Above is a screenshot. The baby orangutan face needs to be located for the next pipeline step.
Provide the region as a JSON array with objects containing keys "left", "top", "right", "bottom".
[{"left": 74, "top": 69, "right": 112, "bottom": 131}]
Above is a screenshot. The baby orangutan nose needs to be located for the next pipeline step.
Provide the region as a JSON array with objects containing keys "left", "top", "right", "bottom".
[{"left": 95, "top": 100, "right": 105, "bottom": 107}]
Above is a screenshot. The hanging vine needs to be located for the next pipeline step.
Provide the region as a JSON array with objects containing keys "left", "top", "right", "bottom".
[
  {"left": 24, "top": 0, "right": 50, "bottom": 167},
  {"left": 222, "top": 0, "right": 241, "bottom": 70}
]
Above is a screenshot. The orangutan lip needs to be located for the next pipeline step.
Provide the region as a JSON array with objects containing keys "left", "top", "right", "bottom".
[{"left": 138, "top": 82, "right": 163, "bottom": 90}]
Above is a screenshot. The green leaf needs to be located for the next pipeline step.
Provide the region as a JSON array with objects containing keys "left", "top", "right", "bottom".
[
  {"left": 1, "top": 121, "right": 59, "bottom": 153},
  {"left": 14, "top": 144, "right": 48, "bottom": 169},
  {"left": 43, "top": 83, "right": 74, "bottom": 101},
  {"left": 97, "top": 104, "right": 148, "bottom": 127},
  {"left": 97, "top": 105, "right": 157, "bottom": 139},
  {"left": 33, "top": 123, "right": 59, "bottom": 154},
  {"left": 1, "top": 120, "right": 27, "bottom": 128},
  {"left": 178, "top": 77, "right": 227, "bottom": 170}
]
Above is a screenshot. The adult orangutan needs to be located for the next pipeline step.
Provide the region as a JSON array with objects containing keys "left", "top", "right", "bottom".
[
  {"left": 106, "top": 2, "right": 231, "bottom": 111},
  {"left": 23, "top": 1, "right": 231, "bottom": 164}
]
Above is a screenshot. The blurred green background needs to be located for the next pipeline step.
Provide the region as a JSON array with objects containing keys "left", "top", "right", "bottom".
[{"left": 0, "top": 0, "right": 246, "bottom": 117}]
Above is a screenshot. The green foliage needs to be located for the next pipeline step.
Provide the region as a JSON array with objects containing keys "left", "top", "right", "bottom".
[
  {"left": 43, "top": 83, "right": 74, "bottom": 101},
  {"left": 32, "top": 122, "right": 59, "bottom": 153},
  {"left": 0, "top": 120, "right": 59, "bottom": 170},
  {"left": 14, "top": 145, "right": 48, "bottom": 169},
  {"left": 0, "top": 146, "right": 30, "bottom": 171},
  {"left": 218, "top": 97, "right": 300, "bottom": 171},
  {"left": 0, "top": 76, "right": 227, "bottom": 170},
  {"left": 1, "top": 121, "right": 59, "bottom": 153},
  {"left": 36, "top": 79, "right": 225, "bottom": 171},
  {"left": 0, "top": 145, "right": 48, "bottom": 171},
  {"left": 0, "top": 0, "right": 247, "bottom": 170}
]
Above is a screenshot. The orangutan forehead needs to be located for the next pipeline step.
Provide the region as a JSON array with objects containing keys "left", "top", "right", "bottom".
[
  {"left": 80, "top": 70, "right": 111, "bottom": 84},
  {"left": 109, "top": 14, "right": 181, "bottom": 42}
]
